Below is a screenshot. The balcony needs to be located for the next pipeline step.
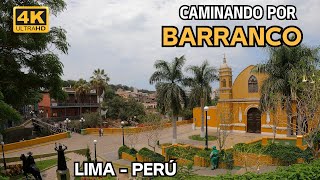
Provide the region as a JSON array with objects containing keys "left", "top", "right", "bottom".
[{"left": 51, "top": 102, "right": 99, "bottom": 108}]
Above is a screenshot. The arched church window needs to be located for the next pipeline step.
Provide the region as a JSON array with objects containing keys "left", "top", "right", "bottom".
[
  {"left": 222, "top": 79, "right": 226, "bottom": 87},
  {"left": 248, "top": 75, "right": 258, "bottom": 93}
]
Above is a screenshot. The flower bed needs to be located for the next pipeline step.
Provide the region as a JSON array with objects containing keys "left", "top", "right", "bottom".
[{"left": 1, "top": 164, "right": 22, "bottom": 177}]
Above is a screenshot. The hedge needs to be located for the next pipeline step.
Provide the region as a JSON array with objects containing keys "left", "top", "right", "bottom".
[
  {"left": 138, "top": 147, "right": 165, "bottom": 162},
  {"left": 216, "top": 159, "right": 320, "bottom": 179},
  {"left": 166, "top": 146, "right": 201, "bottom": 161},
  {"left": 118, "top": 145, "right": 137, "bottom": 159},
  {"left": 233, "top": 142, "right": 313, "bottom": 165}
]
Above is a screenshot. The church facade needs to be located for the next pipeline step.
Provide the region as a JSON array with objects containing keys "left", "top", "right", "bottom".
[{"left": 193, "top": 57, "right": 289, "bottom": 135}]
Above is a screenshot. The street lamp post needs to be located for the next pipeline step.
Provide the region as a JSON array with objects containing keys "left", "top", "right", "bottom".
[
  {"left": 79, "top": 117, "right": 85, "bottom": 129},
  {"left": 204, "top": 106, "right": 209, "bottom": 150},
  {"left": 64, "top": 118, "right": 71, "bottom": 130},
  {"left": 93, "top": 140, "right": 97, "bottom": 164},
  {"left": 121, "top": 121, "right": 126, "bottom": 146},
  {"left": 1, "top": 142, "right": 6, "bottom": 170}
]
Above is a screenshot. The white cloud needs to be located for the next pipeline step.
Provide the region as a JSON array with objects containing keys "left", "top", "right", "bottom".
[{"left": 51, "top": 0, "right": 320, "bottom": 90}]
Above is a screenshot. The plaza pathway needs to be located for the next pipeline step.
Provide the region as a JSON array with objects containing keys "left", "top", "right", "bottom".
[{"left": 3, "top": 124, "right": 276, "bottom": 179}]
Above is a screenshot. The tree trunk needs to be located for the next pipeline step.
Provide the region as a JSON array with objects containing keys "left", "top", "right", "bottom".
[
  {"left": 286, "top": 98, "right": 293, "bottom": 136},
  {"left": 172, "top": 115, "right": 177, "bottom": 144},
  {"left": 200, "top": 98, "right": 205, "bottom": 138},
  {"left": 296, "top": 105, "right": 303, "bottom": 135}
]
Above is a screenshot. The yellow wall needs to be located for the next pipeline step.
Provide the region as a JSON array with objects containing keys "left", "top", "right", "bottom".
[
  {"left": 85, "top": 120, "right": 193, "bottom": 135},
  {"left": 3, "top": 132, "right": 68, "bottom": 152},
  {"left": 192, "top": 65, "right": 289, "bottom": 134},
  {"left": 232, "top": 65, "right": 267, "bottom": 99}
]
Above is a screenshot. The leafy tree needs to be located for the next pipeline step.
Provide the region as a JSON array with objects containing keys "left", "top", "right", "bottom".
[
  {"left": 0, "top": 91, "right": 21, "bottom": 130},
  {"left": 185, "top": 60, "right": 218, "bottom": 137},
  {"left": 63, "top": 80, "right": 77, "bottom": 87},
  {"left": 0, "top": 0, "right": 69, "bottom": 109},
  {"left": 104, "top": 97, "right": 145, "bottom": 121},
  {"left": 139, "top": 113, "right": 164, "bottom": 151},
  {"left": 253, "top": 44, "right": 319, "bottom": 136},
  {"left": 82, "top": 112, "right": 101, "bottom": 128},
  {"left": 149, "top": 56, "right": 187, "bottom": 144}
]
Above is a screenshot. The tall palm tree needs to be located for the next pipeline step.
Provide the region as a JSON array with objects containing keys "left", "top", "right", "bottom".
[
  {"left": 185, "top": 60, "right": 218, "bottom": 137},
  {"left": 74, "top": 79, "right": 90, "bottom": 116},
  {"left": 90, "top": 69, "right": 110, "bottom": 117},
  {"left": 149, "top": 56, "right": 187, "bottom": 144},
  {"left": 253, "top": 44, "right": 319, "bottom": 136}
]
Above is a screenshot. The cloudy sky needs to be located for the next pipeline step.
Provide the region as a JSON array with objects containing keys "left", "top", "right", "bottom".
[{"left": 51, "top": 0, "right": 320, "bottom": 90}]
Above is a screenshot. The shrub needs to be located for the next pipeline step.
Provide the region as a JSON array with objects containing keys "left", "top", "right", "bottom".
[
  {"left": 216, "top": 159, "right": 320, "bottom": 179},
  {"left": 189, "top": 135, "right": 217, "bottom": 141},
  {"left": 195, "top": 149, "right": 211, "bottom": 161},
  {"left": 264, "top": 143, "right": 303, "bottom": 165},
  {"left": 219, "top": 150, "right": 234, "bottom": 169},
  {"left": 138, "top": 147, "right": 165, "bottom": 162},
  {"left": 118, "top": 145, "right": 137, "bottom": 159},
  {"left": 85, "top": 146, "right": 92, "bottom": 162},
  {"left": 166, "top": 146, "right": 201, "bottom": 161},
  {"left": 233, "top": 142, "right": 311, "bottom": 166}
]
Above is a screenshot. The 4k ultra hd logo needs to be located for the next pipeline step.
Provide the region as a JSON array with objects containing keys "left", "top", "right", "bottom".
[{"left": 13, "top": 6, "right": 49, "bottom": 33}]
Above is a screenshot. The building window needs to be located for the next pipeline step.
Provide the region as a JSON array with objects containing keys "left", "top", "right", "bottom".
[
  {"left": 248, "top": 75, "right": 258, "bottom": 93},
  {"left": 222, "top": 79, "right": 226, "bottom": 87}
]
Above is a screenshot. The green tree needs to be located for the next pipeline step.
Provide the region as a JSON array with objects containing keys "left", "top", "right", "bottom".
[
  {"left": 90, "top": 69, "right": 110, "bottom": 118},
  {"left": 0, "top": 0, "right": 69, "bottom": 109},
  {"left": 149, "top": 56, "right": 187, "bottom": 144},
  {"left": 103, "top": 96, "right": 145, "bottom": 121},
  {"left": 74, "top": 79, "right": 90, "bottom": 116},
  {"left": 253, "top": 44, "right": 319, "bottom": 136},
  {"left": 185, "top": 60, "right": 218, "bottom": 137},
  {"left": 0, "top": 91, "right": 21, "bottom": 129},
  {"left": 63, "top": 80, "right": 77, "bottom": 87}
]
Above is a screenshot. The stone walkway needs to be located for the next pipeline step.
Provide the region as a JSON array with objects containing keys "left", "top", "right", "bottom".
[{"left": 3, "top": 124, "right": 278, "bottom": 179}]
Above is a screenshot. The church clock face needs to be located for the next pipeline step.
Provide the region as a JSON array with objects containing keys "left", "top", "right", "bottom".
[{"left": 247, "top": 108, "right": 261, "bottom": 133}]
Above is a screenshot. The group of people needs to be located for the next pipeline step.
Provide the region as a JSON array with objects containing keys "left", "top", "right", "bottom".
[{"left": 20, "top": 152, "right": 42, "bottom": 180}]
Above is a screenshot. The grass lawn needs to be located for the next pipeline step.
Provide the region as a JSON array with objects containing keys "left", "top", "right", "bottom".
[
  {"left": 0, "top": 149, "right": 86, "bottom": 163},
  {"left": 37, "top": 158, "right": 58, "bottom": 171},
  {"left": 189, "top": 135, "right": 217, "bottom": 141}
]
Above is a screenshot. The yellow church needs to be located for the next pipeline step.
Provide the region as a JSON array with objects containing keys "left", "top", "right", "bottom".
[{"left": 193, "top": 56, "right": 289, "bottom": 135}]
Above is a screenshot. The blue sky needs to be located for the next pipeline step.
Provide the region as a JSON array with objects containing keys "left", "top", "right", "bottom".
[{"left": 51, "top": 0, "right": 320, "bottom": 90}]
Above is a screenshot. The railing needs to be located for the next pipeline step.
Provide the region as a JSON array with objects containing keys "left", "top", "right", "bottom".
[
  {"left": 32, "top": 118, "right": 67, "bottom": 134},
  {"left": 50, "top": 102, "right": 99, "bottom": 107},
  {"left": 43, "top": 116, "right": 81, "bottom": 122}
]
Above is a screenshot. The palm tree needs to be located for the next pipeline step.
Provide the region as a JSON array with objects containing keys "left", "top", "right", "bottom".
[
  {"left": 253, "top": 44, "right": 319, "bottom": 136},
  {"left": 90, "top": 69, "right": 110, "bottom": 117},
  {"left": 185, "top": 60, "right": 219, "bottom": 137},
  {"left": 149, "top": 56, "right": 187, "bottom": 144},
  {"left": 74, "top": 79, "right": 90, "bottom": 116}
]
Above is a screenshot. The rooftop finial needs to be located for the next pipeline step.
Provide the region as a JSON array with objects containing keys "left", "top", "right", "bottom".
[{"left": 223, "top": 53, "right": 226, "bottom": 63}]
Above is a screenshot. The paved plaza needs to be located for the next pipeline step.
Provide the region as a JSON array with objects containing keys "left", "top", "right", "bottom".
[{"left": 4, "top": 124, "right": 277, "bottom": 179}]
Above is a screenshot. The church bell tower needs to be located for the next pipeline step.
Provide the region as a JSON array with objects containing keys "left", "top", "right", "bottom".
[{"left": 219, "top": 54, "right": 232, "bottom": 100}]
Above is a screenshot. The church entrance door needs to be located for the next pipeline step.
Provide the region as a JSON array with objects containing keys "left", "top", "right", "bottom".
[{"left": 247, "top": 108, "right": 261, "bottom": 133}]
